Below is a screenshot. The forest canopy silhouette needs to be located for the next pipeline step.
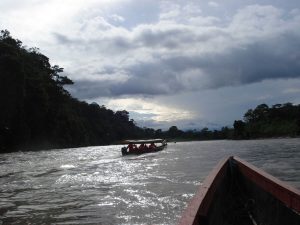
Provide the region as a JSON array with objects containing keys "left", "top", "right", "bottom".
[{"left": 0, "top": 30, "right": 299, "bottom": 153}]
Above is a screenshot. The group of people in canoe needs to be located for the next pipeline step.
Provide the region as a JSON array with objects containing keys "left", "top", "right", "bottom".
[{"left": 126, "top": 142, "right": 157, "bottom": 153}]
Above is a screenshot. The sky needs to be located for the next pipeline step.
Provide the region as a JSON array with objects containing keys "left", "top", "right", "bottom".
[{"left": 1, "top": 0, "right": 300, "bottom": 130}]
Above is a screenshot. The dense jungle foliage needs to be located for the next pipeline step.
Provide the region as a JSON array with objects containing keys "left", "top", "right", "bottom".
[
  {"left": 0, "top": 30, "right": 148, "bottom": 152},
  {"left": 1, "top": 30, "right": 299, "bottom": 152},
  {"left": 233, "top": 103, "right": 300, "bottom": 139}
]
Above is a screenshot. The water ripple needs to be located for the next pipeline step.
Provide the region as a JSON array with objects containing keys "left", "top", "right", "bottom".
[{"left": 0, "top": 138, "right": 299, "bottom": 224}]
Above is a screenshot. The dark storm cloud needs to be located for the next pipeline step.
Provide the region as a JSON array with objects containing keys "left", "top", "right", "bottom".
[
  {"left": 54, "top": 35, "right": 134, "bottom": 53},
  {"left": 185, "top": 34, "right": 300, "bottom": 88},
  {"left": 53, "top": 33, "right": 71, "bottom": 44},
  {"left": 134, "top": 26, "right": 192, "bottom": 49},
  {"left": 205, "top": 38, "right": 300, "bottom": 87},
  {"left": 69, "top": 78, "right": 168, "bottom": 99}
]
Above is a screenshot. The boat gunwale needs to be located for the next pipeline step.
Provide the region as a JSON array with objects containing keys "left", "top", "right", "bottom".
[
  {"left": 233, "top": 156, "right": 300, "bottom": 213},
  {"left": 178, "top": 156, "right": 300, "bottom": 225},
  {"left": 178, "top": 156, "right": 230, "bottom": 225}
]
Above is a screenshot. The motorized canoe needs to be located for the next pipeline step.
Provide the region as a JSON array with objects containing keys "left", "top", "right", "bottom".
[
  {"left": 178, "top": 156, "right": 300, "bottom": 225},
  {"left": 121, "top": 139, "right": 167, "bottom": 156}
]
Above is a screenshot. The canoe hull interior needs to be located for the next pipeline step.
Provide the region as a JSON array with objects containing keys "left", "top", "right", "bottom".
[{"left": 179, "top": 157, "right": 300, "bottom": 225}]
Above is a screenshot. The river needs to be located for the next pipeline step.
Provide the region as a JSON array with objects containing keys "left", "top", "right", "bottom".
[{"left": 0, "top": 138, "right": 299, "bottom": 225}]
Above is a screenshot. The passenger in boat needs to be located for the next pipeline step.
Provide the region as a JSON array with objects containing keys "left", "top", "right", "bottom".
[
  {"left": 139, "top": 143, "right": 146, "bottom": 151},
  {"left": 149, "top": 142, "right": 156, "bottom": 150},
  {"left": 127, "top": 143, "right": 137, "bottom": 153},
  {"left": 127, "top": 143, "right": 134, "bottom": 152},
  {"left": 138, "top": 143, "right": 143, "bottom": 150}
]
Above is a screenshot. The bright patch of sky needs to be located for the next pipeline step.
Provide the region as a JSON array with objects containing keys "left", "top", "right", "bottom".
[{"left": 1, "top": 0, "right": 300, "bottom": 130}]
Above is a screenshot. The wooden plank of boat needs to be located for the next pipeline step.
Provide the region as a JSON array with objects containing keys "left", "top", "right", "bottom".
[{"left": 178, "top": 156, "right": 300, "bottom": 225}]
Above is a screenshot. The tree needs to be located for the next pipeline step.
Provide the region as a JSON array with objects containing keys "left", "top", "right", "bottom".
[
  {"left": 168, "top": 126, "right": 180, "bottom": 138},
  {"left": 238, "top": 102, "right": 300, "bottom": 138},
  {"left": 233, "top": 120, "right": 246, "bottom": 139}
]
